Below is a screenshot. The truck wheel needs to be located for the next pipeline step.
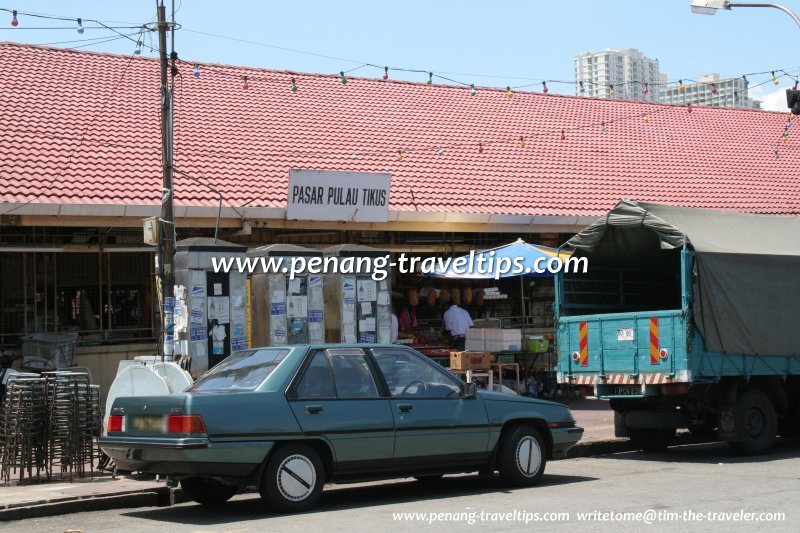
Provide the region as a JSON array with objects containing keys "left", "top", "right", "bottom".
[
  {"left": 260, "top": 443, "right": 325, "bottom": 513},
  {"left": 729, "top": 389, "right": 777, "bottom": 455},
  {"left": 628, "top": 428, "right": 675, "bottom": 452},
  {"left": 180, "top": 477, "right": 237, "bottom": 506},
  {"left": 497, "top": 425, "right": 547, "bottom": 486}
]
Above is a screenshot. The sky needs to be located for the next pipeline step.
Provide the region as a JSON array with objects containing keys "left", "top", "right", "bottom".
[{"left": 1, "top": 0, "right": 799, "bottom": 110}]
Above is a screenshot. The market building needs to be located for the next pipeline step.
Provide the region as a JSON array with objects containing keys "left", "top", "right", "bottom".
[{"left": 2, "top": 42, "right": 800, "bottom": 395}]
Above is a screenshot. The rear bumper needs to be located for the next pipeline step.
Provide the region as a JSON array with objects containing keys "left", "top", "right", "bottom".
[
  {"left": 550, "top": 426, "right": 583, "bottom": 459},
  {"left": 99, "top": 436, "right": 273, "bottom": 479}
]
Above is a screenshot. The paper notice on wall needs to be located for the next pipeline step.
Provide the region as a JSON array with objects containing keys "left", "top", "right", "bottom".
[
  {"left": 377, "top": 292, "right": 390, "bottom": 306},
  {"left": 359, "top": 332, "right": 376, "bottom": 343},
  {"left": 288, "top": 278, "right": 301, "bottom": 295},
  {"left": 212, "top": 341, "right": 224, "bottom": 355},
  {"left": 359, "top": 317, "right": 376, "bottom": 332},
  {"left": 308, "top": 275, "right": 322, "bottom": 288},
  {"left": 231, "top": 337, "right": 248, "bottom": 351},
  {"left": 175, "top": 285, "right": 186, "bottom": 300},
  {"left": 287, "top": 296, "right": 308, "bottom": 318},
  {"left": 273, "top": 289, "right": 286, "bottom": 303},
  {"left": 361, "top": 302, "right": 372, "bottom": 315},
  {"left": 310, "top": 286, "right": 323, "bottom": 308},
  {"left": 343, "top": 296, "right": 355, "bottom": 313},
  {"left": 213, "top": 283, "right": 223, "bottom": 296},
  {"left": 342, "top": 312, "right": 355, "bottom": 325},
  {"left": 212, "top": 324, "right": 227, "bottom": 341},
  {"left": 232, "top": 306, "right": 246, "bottom": 323},
  {"left": 232, "top": 324, "right": 245, "bottom": 338},
  {"left": 343, "top": 278, "right": 356, "bottom": 295},
  {"left": 308, "top": 309, "right": 324, "bottom": 323},
  {"left": 190, "top": 300, "right": 205, "bottom": 326},
  {"left": 378, "top": 325, "right": 391, "bottom": 344},
  {"left": 343, "top": 324, "right": 356, "bottom": 342},
  {"left": 270, "top": 301, "right": 286, "bottom": 316},
  {"left": 379, "top": 280, "right": 387, "bottom": 291},
  {"left": 273, "top": 328, "right": 287, "bottom": 344},
  {"left": 191, "top": 285, "right": 205, "bottom": 298},
  {"left": 208, "top": 297, "right": 230, "bottom": 324},
  {"left": 190, "top": 327, "right": 205, "bottom": 342},
  {"left": 309, "top": 322, "right": 324, "bottom": 342},
  {"left": 357, "top": 279, "right": 377, "bottom": 302}
]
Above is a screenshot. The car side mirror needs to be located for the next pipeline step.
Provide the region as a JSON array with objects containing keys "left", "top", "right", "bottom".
[{"left": 463, "top": 382, "right": 477, "bottom": 399}]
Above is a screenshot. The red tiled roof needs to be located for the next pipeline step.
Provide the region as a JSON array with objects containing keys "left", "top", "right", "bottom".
[{"left": 1, "top": 41, "right": 799, "bottom": 217}]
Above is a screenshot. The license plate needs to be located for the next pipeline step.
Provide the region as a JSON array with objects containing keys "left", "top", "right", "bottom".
[
  {"left": 612, "top": 385, "right": 641, "bottom": 396},
  {"left": 131, "top": 415, "right": 164, "bottom": 432},
  {"left": 617, "top": 328, "right": 634, "bottom": 341}
]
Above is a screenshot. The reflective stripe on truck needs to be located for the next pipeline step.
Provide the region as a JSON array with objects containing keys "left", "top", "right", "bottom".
[{"left": 558, "top": 370, "right": 693, "bottom": 385}]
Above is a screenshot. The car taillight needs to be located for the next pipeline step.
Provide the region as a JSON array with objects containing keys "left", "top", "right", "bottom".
[
  {"left": 167, "top": 414, "right": 206, "bottom": 434},
  {"left": 107, "top": 415, "right": 125, "bottom": 433}
]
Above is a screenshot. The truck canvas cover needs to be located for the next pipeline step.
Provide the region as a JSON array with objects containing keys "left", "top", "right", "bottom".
[{"left": 565, "top": 199, "right": 800, "bottom": 357}]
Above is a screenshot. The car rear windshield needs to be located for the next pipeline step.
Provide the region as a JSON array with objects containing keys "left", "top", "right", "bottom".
[{"left": 188, "top": 348, "right": 291, "bottom": 392}]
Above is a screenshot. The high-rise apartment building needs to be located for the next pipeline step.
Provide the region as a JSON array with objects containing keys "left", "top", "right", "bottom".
[
  {"left": 574, "top": 48, "right": 663, "bottom": 102},
  {"left": 659, "top": 73, "right": 761, "bottom": 109}
]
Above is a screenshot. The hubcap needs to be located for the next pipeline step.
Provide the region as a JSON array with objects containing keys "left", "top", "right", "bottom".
[
  {"left": 276, "top": 454, "right": 316, "bottom": 501},
  {"left": 515, "top": 436, "right": 542, "bottom": 477},
  {"left": 744, "top": 406, "right": 765, "bottom": 438}
]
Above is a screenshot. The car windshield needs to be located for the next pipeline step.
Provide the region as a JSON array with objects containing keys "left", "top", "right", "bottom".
[{"left": 188, "top": 348, "right": 291, "bottom": 392}]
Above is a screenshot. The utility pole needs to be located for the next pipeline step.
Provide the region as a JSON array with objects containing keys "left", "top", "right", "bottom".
[{"left": 157, "top": 2, "right": 175, "bottom": 362}]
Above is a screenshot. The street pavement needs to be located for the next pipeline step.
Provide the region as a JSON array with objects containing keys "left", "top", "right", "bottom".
[{"left": 1, "top": 440, "right": 796, "bottom": 532}]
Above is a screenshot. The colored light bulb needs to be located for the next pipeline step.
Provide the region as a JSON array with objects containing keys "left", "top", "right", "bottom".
[
  {"left": 340, "top": 71, "right": 347, "bottom": 84},
  {"left": 601, "top": 122, "right": 606, "bottom": 133},
  {"left": 643, "top": 115, "right": 649, "bottom": 124},
  {"left": 396, "top": 150, "right": 403, "bottom": 161},
  {"left": 679, "top": 80, "right": 685, "bottom": 91},
  {"left": 560, "top": 130, "right": 565, "bottom": 140},
  {"left": 11, "top": 10, "right": 17, "bottom": 26},
  {"left": 542, "top": 81, "right": 548, "bottom": 94},
  {"left": 193, "top": 64, "right": 200, "bottom": 78},
  {"left": 519, "top": 136, "right": 526, "bottom": 148},
  {"left": 772, "top": 71, "right": 779, "bottom": 85},
  {"left": 427, "top": 72, "right": 433, "bottom": 85},
  {"left": 291, "top": 77, "right": 297, "bottom": 92},
  {"left": 352, "top": 153, "right": 357, "bottom": 160},
  {"left": 243, "top": 76, "right": 249, "bottom": 90},
  {"left": 609, "top": 84, "right": 615, "bottom": 97},
  {"left": 470, "top": 84, "right": 477, "bottom": 96},
  {"left": 506, "top": 86, "right": 513, "bottom": 98},
  {"left": 687, "top": 103, "right": 692, "bottom": 113},
  {"left": 383, "top": 66, "right": 389, "bottom": 81},
  {"left": 478, "top": 143, "right": 484, "bottom": 153},
  {"left": 579, "top": 81, "right": 585, "bottom": 94},
  {"left": 711, "top": 84, "right": 717, "bottom": 94},
  {"left": 643, "top": 83, "right": 649, "bottom": 95},
  {"left": 77, "top": 18, "right": 84, "bottom": 34},
  {"left": 437, "top": 147, "right": 443, "bottom": 156},
  {"left": 134, "top": 41, "right": 142, "bottom": 55}
]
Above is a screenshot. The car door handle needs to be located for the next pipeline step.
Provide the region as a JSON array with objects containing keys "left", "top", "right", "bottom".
[
  {"left": 398, "top": 403, "right": 413, "bottom": 413},
  {"left": 305, "top": 405, "right": 323, "bottom": 414}
]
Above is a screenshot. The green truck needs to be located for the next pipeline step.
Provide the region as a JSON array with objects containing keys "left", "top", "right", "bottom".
[{"left": 556, "top": 200, "right": 800, "bottom": 454}]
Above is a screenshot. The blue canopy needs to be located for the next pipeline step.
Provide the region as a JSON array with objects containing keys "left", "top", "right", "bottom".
[{"left": 428, "top": 239, "right": 571, "bottom": 279}]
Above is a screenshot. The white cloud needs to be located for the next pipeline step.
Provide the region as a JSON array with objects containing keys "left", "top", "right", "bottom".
[{"left": 748, "top": 85, "right": 789, "bottom": 112}]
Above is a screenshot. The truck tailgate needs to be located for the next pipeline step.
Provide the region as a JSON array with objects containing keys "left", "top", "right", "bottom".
[{"left": 557, "top": 310, "right": 686, "bottom": 393}]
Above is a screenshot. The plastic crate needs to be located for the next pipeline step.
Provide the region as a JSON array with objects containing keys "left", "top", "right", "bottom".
[
  {"left": 525, "top": 338, "right": 550, "bottom": 353},
  {"left": 22, "top": 333, "right": 78, "bottom": 370}
]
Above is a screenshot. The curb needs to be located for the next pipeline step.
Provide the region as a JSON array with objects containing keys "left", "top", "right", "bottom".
[
  {"left": 566, "top": 433, "right": 715, "bottom": 458},
  {"left": 0, "top": 487, "right": 177, "bottom": 522}
]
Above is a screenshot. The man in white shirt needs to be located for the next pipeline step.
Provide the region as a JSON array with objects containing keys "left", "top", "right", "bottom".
[{"left": 443, "top": 302, "right": 473, "bottom": 351}]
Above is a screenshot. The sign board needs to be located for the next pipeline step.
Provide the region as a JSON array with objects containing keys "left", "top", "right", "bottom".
[
  {"left": 617, "top": 328, "right": 635, "bottom": 342},
  {"left": 287, "top": 169, "right": 391, "bottom": 223}
]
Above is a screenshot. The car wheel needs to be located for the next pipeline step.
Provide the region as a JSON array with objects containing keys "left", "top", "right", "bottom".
[
  {"left": 260, "top": 443, "right": 325, "bottom": 513},
  {"left": 728, "top": 389, "right": 777, "bottom": 456},
  {"left": 497, "top": 425, "right": 546, "bottom": 486},
  {"left": 180, "top": 477, "right": 237, "bottom": 506}
]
